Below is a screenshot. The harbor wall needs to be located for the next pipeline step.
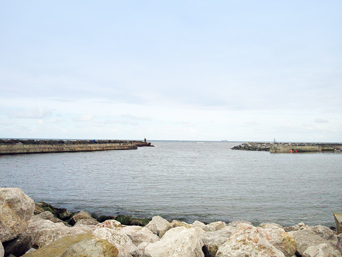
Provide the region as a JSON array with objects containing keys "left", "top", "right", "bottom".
[
  {"left": 0, "top": 143, "right": 138, "bottom": 155},
  {"left": 270, "top": 144, "right": 342, "bottom": 153}
]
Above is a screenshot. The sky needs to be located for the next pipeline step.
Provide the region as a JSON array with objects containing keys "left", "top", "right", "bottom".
[{"left": 0, "top": 1, "right": 341, "bottom": 142}]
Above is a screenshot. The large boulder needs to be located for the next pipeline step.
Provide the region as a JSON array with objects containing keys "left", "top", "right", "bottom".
[
  {"left": 0, "top": 188, "right": 35, "bottom": 242},
  {"left": 205, "top": 221, "right": 227, "bottom": 232},
  {"left": 70, "top": 210, "right": 98, "bottom": 226},
  {"left": 34, "top": 211, "right": 67, "bottom": 225},
  {"left": 35, "top": 202, "right": 72, "bottom": 221},
  {"left": 201, "top": 226, "right": 235, "bottom": 257},
  {"left": 27, "top": 216, "right": 94, "bottom": 248},
  {"left": 216, "top": 223, "right": 296, "bottom": 257},
  {"left": 159, "top": 220, "right": 192, "bottom": 237},
  {"left": 337, "top": 234, "right": 342, "bottom": 254},
  {"left": 259, "top": 223, "right": 297, "bottom": 257},
  {"left": 144, "top": 226, "right": 204, "bottom": 257},
  {"left": 121, "top": 226, "right": 160, "bottom": 246},
  {"left": 145, "top": 216, "right": 170, "bottom": 237},
  {"left": 289, "top": 229, "right": 341, "bottom": 257},
  {"left": 93, "top": 227, "right": 138, "bottom": 257},
  {"left": 284, "top": 222, "right": 312, "bottom": 232},
  {"left": 2, "top": 232, "right": 32, "bottom": 257},
  {"left": 97, "top": 219, "right": 123, "bottom": 229},
  {"left": 0, "top": 242, "right": 4, "bottom": 257},
  {"left": 303, "top": 243, "right": 338, "bottom": 257},
  {"left": 21, "top": 233, "right": 118, "bottom": 257},
  {"left": 311, "top": 225, "right": 338, "bottom": 247}
]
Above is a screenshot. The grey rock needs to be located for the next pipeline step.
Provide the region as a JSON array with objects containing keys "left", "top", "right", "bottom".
[
  {"left": 227, "top": 220, "right": 253, "bottom": 227},
  {"left": 216, "top": 223, "right": 296, "bottom": 257},
  {"left": 21, "top": 233, "right": 118, "bottom": 257},
  {"left": 337, "top": 234, "right": 342, "bottom": 254},
  {"left": 144, "top": 227, "right": 204, "bottom": 257},
  {"left": 201, "top": 226, "right": 235, "bottom": 257},
  {"left": 145, "top": 216, "right": 170, "bottom": 237},
  {"left": 0, "top": 242, "right": 4, "bottom": 257},
  {"left": 0, "top": 188, "right": 35, "bottom": 243},
  {"left": 93, "top": 227, "right": 138, "bottom": 257},
  {"left": 3, "top": 233, "right": 32, "bottom": 257},
  {"left": 289, "top": 229, "right": 341, "bottom": 257}
]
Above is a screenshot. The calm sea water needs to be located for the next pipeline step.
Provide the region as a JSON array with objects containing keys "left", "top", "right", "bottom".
[{"left": 1, "top": 141, "right": 341, "bottom": 227}]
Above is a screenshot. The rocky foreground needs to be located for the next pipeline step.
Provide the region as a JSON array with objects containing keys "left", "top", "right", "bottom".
[{"left": 1, "top": 188, "right": 342, "bottom": 257}]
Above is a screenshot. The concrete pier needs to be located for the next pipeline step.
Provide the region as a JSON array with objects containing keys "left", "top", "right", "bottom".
[
  {"left": 270, "top": 143, "right": 342, "bottom": 153},
  {"left": 0, "top": 139, "right": 153, "bottom": 155},
  {"left": 232, "top": 142, "right": 342, "bottom": 153}
]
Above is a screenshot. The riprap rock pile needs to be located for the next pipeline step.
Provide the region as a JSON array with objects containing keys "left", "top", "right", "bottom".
[{"left": 1, "top": 188, "right": 341, "bottom": 257}]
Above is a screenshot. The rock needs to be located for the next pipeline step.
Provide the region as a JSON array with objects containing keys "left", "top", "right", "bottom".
[
  {"left": 193, "top": 220, "right": 207, "bottom": 230},
  {"left": 33, "top": 206, "right": 44, "bottom": 215},
  {"left": 0, "top": 188, "right": 35, "bottom": 243},
  {"left": 284, "top": 222, "right": 311, "bottom": 232},
  {"left": 70, "top": 210, "right": 98, "bottom": 225},
  {"left": 121, "top": 226, "right": 160, "bottom": 246},
  {"left": 129, "top": 218, "right": 151, "bottom": 226},
  {"left": 205, "top": 221, "right": 226, "bottom": 232},
  {"left": 0, "top": 242, "right": 4, "bottom": 257},
  {"left": 289, "top": 229, "right": 341, "bottom": 257},
  {"left": 227, "top": 220, "right": 253, "bottom": 227},
  {"left": 259, "top": 223, "right": 284, "bottom": 230},
  {"left": 34, "top": 202, "right": 72, "bottom": 221},
  {"left": 159, "top": 220, "right": 192, "bottom": 237},
  {"left": 259, "top": 223, "right": 297, "bottom": 257},
  {"left": 57, "top": 210, "right": 73, "bottom": 221},
  {"left": 201, "top": 226, "right": 235, "bottom": 257},
  {"left": 137, "top": 241, "right": 149, "bottom": 255},
  {"left": 303, "top": 243, "right": 338, "bottom": 257},
  {"left": 93, "top": 227, "right": 138, "bottom": 257},
  {"left": 97, "top": 215, "right": 116, "bottom": 223},
  {"left": 97, "top": 219, "right": 123, "bottom": 229},
  {"left": 34, "top": 211, "right": 67, "bottom": 225},
  {"left": 2, "top": 233, "right": 32, "bottom": 257},
  {"left": 74, "top": 218, "right": 99, "bottom": 226},
  {"left": 216, "top": 223, "right": 296, "bottom": 257},
  {"left": 311, "top": 225, "right": 338, "bottom": 247},
  {"left": 116, "top": 215, "right": 132, "bottom": 226},
  {"left": 34, "top": 202, "right": 56, "bottom": 215},
  {"left": 337, "top": 234, "right": 342, "bottom": 254},
  {"left": 21, "top": 233, "right": 118, "bottom": 257},
  {"left": 145, "top": 216, "right": 170, "bottom": 237},
  {"left": 144, "top": 226, "right": 204, "bottom": 257},
  {"left": 27, "top": 217, "right": 94, "bottom": 248}
]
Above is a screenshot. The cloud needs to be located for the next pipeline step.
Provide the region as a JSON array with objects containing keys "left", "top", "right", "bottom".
[
  {"left": 315, "top": 118, "right": 328, "bottom": 123},
  {"left": 72, "top": 114, "right": 95, "bottom": 122},
  {"left": 7, "top": 107, "right": 53, "bottom": 119}
]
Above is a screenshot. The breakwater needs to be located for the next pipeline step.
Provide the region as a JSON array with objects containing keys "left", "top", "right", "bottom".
[
  {"left": 0, "top": 139, "right": 153, "bottom": 155},
  {"left": 1, "top": 188, "right": 342, "bottom": 257},
  {"left": 232, "top": 142, "right": 342, "bottom": 153}
]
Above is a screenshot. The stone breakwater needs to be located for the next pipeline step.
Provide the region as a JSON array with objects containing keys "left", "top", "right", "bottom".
[
  {"left": 0, "top": 139, "right": 153, "bottom": 155},
  {"left": 232, "top": 142, "right": 342, "bottom": 153},
  {"left": 1, "top": 188, "right": 342, "bottom": 257}
]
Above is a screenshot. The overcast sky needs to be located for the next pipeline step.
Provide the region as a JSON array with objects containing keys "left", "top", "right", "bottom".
[{"left": 0, "top": 1, "right": 341, "bottom": 142}]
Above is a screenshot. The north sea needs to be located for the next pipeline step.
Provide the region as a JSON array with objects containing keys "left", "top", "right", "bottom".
[{"left": 1, "top": 141, "right": 341, "bottom": 227}]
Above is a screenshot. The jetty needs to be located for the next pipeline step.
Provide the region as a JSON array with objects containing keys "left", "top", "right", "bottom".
[
  {"left": 0, "top": 138, "right": 153, "bottom": 155},
  {"left": 232, "top": 142, "right": 342, "bottom": 153}
]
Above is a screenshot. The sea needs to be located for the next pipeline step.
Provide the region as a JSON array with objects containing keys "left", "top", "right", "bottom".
[{"left": 1, "top": 141, "right": 341, "bottom": 227}]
